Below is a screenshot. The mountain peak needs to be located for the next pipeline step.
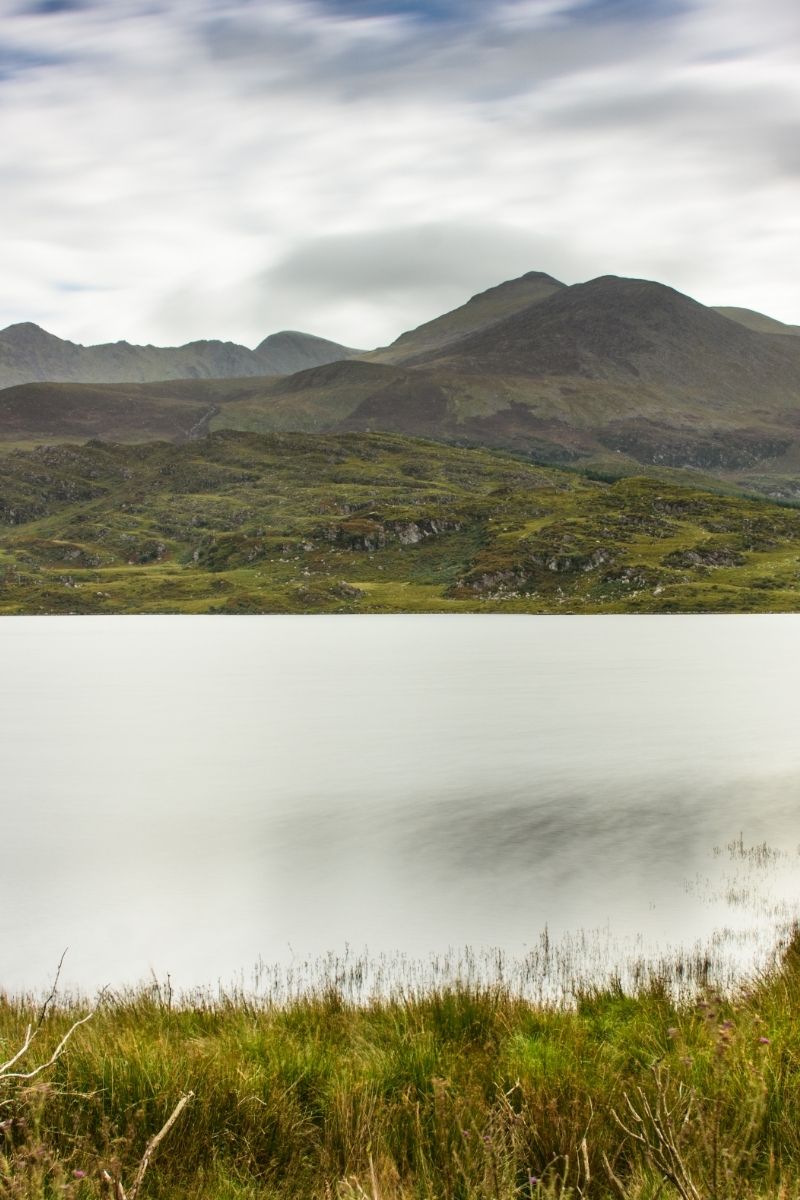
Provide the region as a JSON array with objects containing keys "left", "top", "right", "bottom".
[
  {"left": 520, "top": 270, "right": 566, "bottom": 284},
  {"left": 254, "top": 330, "right": 359, "bottom": 374},
  {"left": 0, "top": 321, "right": 67, "bottom": 347},
  {"left": 464, "top": 270, "right": 567, "bottom": 307},
  {"left": 369, "top": 270, "right": 566, "bottom": 366}
]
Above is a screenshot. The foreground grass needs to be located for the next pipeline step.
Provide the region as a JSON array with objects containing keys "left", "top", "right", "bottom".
[
  {"left": 2, "top": 430, "right": 800, "bottom": 615},
  {"left": 3, "top": 935, "right": 800, "bottom": 1198}
]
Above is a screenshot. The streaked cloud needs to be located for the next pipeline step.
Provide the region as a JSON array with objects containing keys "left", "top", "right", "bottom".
[{"left": 0, "top": 0, "right": 798, "bottom": 348}]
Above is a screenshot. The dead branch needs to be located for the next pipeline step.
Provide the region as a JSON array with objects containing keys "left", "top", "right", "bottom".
[
  {"left": 612, "top": 1069, "right": 702, "bottom": 1200},
  {"left": 0, "top": 1024, "right": 35, "bottom": 1076},
  {"left": 0, "top": 949, "right": 79, "bottom": 1079},
  {"left": 34, "top": 948, "right": 69, "bottom": 1033},
  {"left": 101, "top": 1091, "right": 194, "bottom": 1200},
  {"left": 0, "top": 1012, "right": 94, "bottom": 1083}
]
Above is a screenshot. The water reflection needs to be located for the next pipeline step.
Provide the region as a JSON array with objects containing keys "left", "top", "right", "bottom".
[{"left": 1, "top": 615, "right": 799, "bottom": 994}]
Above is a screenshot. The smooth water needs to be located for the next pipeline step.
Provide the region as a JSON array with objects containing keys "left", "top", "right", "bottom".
[{"left": 2, "top": 614, "right": 800, "bottom": 996}]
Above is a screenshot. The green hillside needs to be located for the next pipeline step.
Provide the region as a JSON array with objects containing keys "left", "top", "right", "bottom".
[{"left": 2, "top": 430, "right": 800, "bottom": 615}]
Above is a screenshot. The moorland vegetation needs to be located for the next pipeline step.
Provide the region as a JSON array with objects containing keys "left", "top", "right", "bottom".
[{"left": 1, "top": 431, "right": 800, "bottom": 615}]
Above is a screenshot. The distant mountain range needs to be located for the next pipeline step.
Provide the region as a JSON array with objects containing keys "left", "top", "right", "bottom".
[
  {"left": 2, "top": 272, "right": 800, "bottom": 497},
  {"left": 0, "top": 322, "right": 360, "bottom": 390}
]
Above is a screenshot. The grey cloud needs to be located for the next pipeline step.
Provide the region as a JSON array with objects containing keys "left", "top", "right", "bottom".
[
  {"left": 23, "top": 0, "right": 88, "bottom": 13},
  {"left": 312, "top": 0, "right": 472, "bottom": 20},
  {"left": 248, "top": 224, "right": 585, "bottom": 347},
  {"left": 560, "top": 0, "right": 689, "bottom": 22},
  {"left": 1, "top": 0, "right": 800, "bottom": 346},
  {"left": 261, "top": 224, "right": 575, "bottom": 300},
  {"left": 761, "top": 125, "right": 800, "bottom": 181}
]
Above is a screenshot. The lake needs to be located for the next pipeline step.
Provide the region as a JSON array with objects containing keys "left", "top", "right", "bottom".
[{"left": 2, "top": 614, "right": 800, "bottom": 998}]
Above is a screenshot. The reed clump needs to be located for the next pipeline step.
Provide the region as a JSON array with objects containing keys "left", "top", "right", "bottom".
[{"left": 2, "top": 933, "right": 800, "bottom": 1199}]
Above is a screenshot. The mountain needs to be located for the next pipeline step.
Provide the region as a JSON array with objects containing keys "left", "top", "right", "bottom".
[
  {"left": 713, "top": 306, "right": 800, "bottom": 337},
  {"left": 255, "top": 331, "right": 362, "bottom": 374},
  {"left": 340, "top": 275, "right": 800, "bottom": 490},
  {"left": 411, "top": 276, "right": 800, "bottom": 396},
  {"left": 2, "top": 271, "right": 799, "bottom": 498},
  {"left": 366, "top": 270, "right": 566, "bottom": 363},
  {"left": 0, "top": 322, "right": 360, "bottom": 390}
]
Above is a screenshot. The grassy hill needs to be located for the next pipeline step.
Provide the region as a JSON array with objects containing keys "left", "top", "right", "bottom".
[{"left": 2, "top": 430, "right": 800, "bottom": 615}]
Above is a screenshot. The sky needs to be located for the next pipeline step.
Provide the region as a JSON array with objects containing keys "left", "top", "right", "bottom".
[{"left": 0, "top": 0, "right": 798, "bottom": 349}]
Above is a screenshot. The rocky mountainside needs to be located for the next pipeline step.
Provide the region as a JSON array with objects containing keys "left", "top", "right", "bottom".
[{"left": 0, "top": 322, "right": 359, "bottom": 389}]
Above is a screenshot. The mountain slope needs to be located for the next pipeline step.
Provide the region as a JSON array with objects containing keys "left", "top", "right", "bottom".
[
  {"left": 255, "top": 330, "right": 362, "bottom": 374},
  {"left": 714, "top": 306, "right": 800, "bottom": 337},
  {"left": 365, "top": 270, "right": 566, "bottom": 364},
  {"left": 0, "top": 322, "right": 359, "bottom": 389},
  {"left": 413, "top": 276, "right": 800, "bottom": 401}
]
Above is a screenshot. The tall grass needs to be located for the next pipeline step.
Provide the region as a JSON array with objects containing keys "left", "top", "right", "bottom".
[{"left": 3, "top": 927, "right": 800, "bottom": 1199}]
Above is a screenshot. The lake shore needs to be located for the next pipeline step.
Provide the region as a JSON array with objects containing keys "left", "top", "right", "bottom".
[{"left": 2, "top": 931, "right": 799, "bottom": 1199}]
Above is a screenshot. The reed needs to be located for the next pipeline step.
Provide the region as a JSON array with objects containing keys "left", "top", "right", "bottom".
[{"left": 2, "top": 929, "right": 800, "bottom": 1198}]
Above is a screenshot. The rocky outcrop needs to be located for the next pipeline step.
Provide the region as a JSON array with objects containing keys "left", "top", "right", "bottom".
[
  {"left": 322, "top": 515, "right": 462, "bottom": 552},
  {"left": 663, "top": 545, "right": 746, "bottom": 569}
]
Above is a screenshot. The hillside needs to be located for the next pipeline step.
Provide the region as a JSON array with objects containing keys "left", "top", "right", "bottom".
[
  {"left": 2, "top": 271, "right": 799, "bottom": 499},
  {"left": 2, "top": 429, "right": 800, "bottom": 615},
  {"left": 0, "top": 322, "right": 359, "bottom": 389},
  {"left": 365, "top": 270, "right": 566, "bottom": 363},
  {"left": 413, "top": 276, "right": 800, "bottom": 398},
  {"left": 714, "top": 306, "right": 800, "bottom": 336}
]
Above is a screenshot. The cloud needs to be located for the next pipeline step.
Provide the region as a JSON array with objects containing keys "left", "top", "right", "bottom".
[
  {"left": 249, "top": 223, "right": 587, "bottom": 347},
  {"left": 0, "top": 0, "right": 799, "bottom": 348}
]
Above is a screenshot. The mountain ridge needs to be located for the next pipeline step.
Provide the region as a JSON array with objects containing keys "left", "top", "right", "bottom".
[
  {"left": 0, "top": 322, "right": 360, "bottom": 389},
  {"left": 2, "top": 269, "right": 799, "bottom": 498}
]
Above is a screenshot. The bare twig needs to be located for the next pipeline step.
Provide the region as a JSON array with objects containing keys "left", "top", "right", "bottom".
[
  {"left": 102, "top": 1091, "right": 194, "bottom": 1200},
  {"left": 128, "top": 1091, "right": 194, "bottom": 1200},
  {"left": 0, "top": 1025, "right": 35, "bottom": 1076},
  {"left": 612, "top": 1069, "right": 702, "bottom": 1200},
  {"left": 100, "top": 1171, "right": 127, "bottom": 1200},
  {"left": 34, "top": 948, "right": 69, "bottom": 1033},
  {"left": 602, "top": 1150, "right": 629, "bottom": 1199},
  {"left": 0, "top": 949, "right": 76, "bottom": 1077},
  {"left": 0, "top": 1012, "right": 94, "bottom": 1083}
]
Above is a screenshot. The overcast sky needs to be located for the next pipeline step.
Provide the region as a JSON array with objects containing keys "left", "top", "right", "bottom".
[{"left": 1, "top": 0, "right": 798, "bottom": 349}]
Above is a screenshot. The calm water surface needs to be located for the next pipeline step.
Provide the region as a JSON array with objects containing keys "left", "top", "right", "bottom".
[{"left": 2, "top": 614, "right": 800, "bottom": 995}]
